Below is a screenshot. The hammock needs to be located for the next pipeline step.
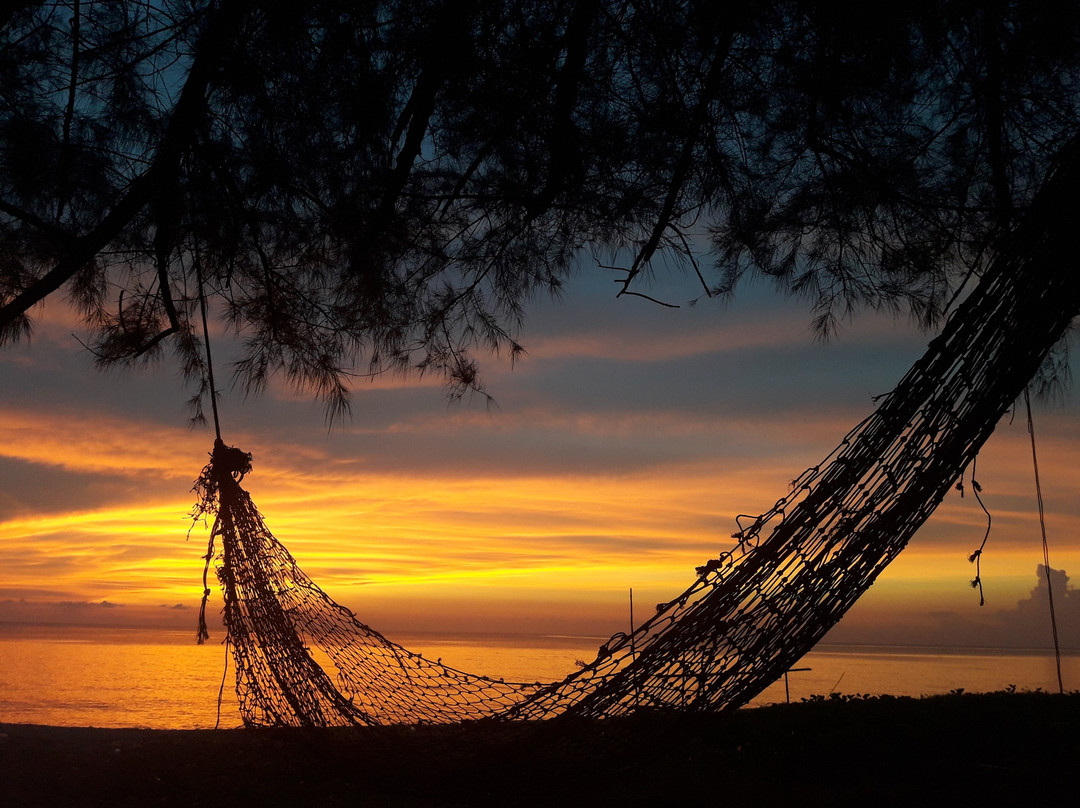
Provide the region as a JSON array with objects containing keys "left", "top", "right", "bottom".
[
  {"left": 193, "top": 445, "right": 539, "bottom": 725},
  {"left": 194, "top": 140, "right": 1080, "bottom": 727}
]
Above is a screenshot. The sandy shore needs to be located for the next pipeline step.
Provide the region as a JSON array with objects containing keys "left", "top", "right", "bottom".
[{"left": 2, "top": 691, "right": 1076, "bottom": 807}]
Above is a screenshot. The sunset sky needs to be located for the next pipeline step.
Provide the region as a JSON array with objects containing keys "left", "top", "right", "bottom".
[{"left": 1, "top": 265, "right": 1078, "bottom": 649}]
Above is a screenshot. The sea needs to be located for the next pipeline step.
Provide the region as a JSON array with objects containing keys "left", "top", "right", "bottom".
[{"left": 0, "top": 623, "right": 1075, "bottom": 729}]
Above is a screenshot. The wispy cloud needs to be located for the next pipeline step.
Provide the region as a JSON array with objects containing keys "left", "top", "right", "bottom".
[
  {"left": 1, "top": 276, "right": 1078, "bottom": 643},
  {"left": 0, "top": 410, "right": 203, "bottom": 478}
]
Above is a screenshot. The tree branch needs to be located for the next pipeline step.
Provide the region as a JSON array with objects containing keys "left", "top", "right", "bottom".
[
  {"left": 0, "top": 0, "right": 249, "bottom": 337},
  {"left": 618, "top": 21, "right": 739, "bottom": 297},
  {"left": 526, "top": 0, "right": 601, "bottom": 217},
  {"left": 56, "top": 0, "right": 81, "bottom": 223},
  {"left": 0, "top": 197, "right": 73, "bottom": 242}
]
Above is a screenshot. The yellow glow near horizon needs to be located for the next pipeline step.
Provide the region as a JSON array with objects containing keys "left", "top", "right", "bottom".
[
  {"left": 1, "top": 377, "right": 1077, "bottom": 644},
  {"left": 3, "top": 451, "right": 1075, "bottom": 621}
]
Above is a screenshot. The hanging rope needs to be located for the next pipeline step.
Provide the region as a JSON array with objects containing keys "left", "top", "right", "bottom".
[
  {"left": 1023, "top": 387, "right": 1064, "bottom": 694},
  {"left": 193, "top": 240, "right": 238, "bottom": 648},
  {"left": 964, "top": 456, "right": 992, "bottom": 606},
  {"left": 193, "top": 240, "right": 222, "bottom": 442},
  {"left": 195, "top": 525, "right": 216, "bottom": 644},
  {"left": 215, "top": 637, "right": 231, "bottom": 730}
]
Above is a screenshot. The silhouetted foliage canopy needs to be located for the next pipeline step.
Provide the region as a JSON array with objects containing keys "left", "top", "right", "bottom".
[{"left": 1, "top": 0, "right": 1078, "bottom": 419}]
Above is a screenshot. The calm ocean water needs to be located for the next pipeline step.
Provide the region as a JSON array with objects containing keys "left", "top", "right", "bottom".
[{"left": 0, "top": 623, "right": 1075, "bottom": 729}]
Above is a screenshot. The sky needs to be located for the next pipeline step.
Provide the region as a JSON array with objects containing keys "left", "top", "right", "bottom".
[{"left": 1, "top": 264, "right": 1078, "bottom": 650}]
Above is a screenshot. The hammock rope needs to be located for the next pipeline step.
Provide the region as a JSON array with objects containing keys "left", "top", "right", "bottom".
[
  {"left": 193, "top": 138, "right": 1080, "bottom": 727},
  {"left": 1024, "top": 387, "right": 1065, "bottom": 694}
]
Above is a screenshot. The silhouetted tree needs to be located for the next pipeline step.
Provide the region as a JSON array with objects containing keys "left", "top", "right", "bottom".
[{"left": 1, "top": 1, "right": 1078, "bottom": 419}]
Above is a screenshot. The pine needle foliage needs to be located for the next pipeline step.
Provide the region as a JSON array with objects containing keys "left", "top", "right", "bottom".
[{"left": 2, "top": 2, "right": 1078, "bottom": 418}]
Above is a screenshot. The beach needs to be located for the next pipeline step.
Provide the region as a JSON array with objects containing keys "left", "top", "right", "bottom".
[{"left": 2, "top": 691, "right": 1076, "bottom": 807}]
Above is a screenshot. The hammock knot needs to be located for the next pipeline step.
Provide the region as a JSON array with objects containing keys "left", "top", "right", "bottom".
[
  {"left": 212, "top": 438, "right": 253, "bottom": 482},
  {"left": 696, "top": 558, "right": 723, "bottom": 576}
]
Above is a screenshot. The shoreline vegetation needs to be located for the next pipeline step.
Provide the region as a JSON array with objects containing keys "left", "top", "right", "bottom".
[{"left": 2, "top": 691, "right": 1076, "bottom": 806}]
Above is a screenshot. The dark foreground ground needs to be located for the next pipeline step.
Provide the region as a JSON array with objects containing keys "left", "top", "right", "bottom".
[{"left": 2, "top": 691, "right": 1077, "bottom": 807}]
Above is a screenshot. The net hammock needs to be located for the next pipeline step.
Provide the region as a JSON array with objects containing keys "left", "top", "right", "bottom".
[{"left": 193, "top": 140, "right": 1080, "bottom": 727}]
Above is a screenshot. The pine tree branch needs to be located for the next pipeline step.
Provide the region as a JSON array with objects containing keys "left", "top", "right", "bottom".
[
  {"left": 618, "top": 20, "right": 739, "bottom": 297},
  {"left": 0, "top": 0, "right": 250, "bottom": 337}
]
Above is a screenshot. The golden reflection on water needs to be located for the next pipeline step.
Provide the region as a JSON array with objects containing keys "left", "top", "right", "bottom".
[
  {"left": 0, "top": 626, "right": 606, "bottom": 728},
  {"left": 1, "top": 625, "right": 1076, "bottom": 728},
  {"left": 0, "top": 626, "right": 243, "bottom": 728}
]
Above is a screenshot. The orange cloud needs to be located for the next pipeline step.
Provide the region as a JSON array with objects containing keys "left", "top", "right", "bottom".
[{"left": 0, "top": 409, "right": 204, "bottom": 480}]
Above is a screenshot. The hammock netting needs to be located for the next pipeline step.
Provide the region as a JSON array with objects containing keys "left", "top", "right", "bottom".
[{"left": 194, "top": 143, "right": 1080, "bottom": 727}]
